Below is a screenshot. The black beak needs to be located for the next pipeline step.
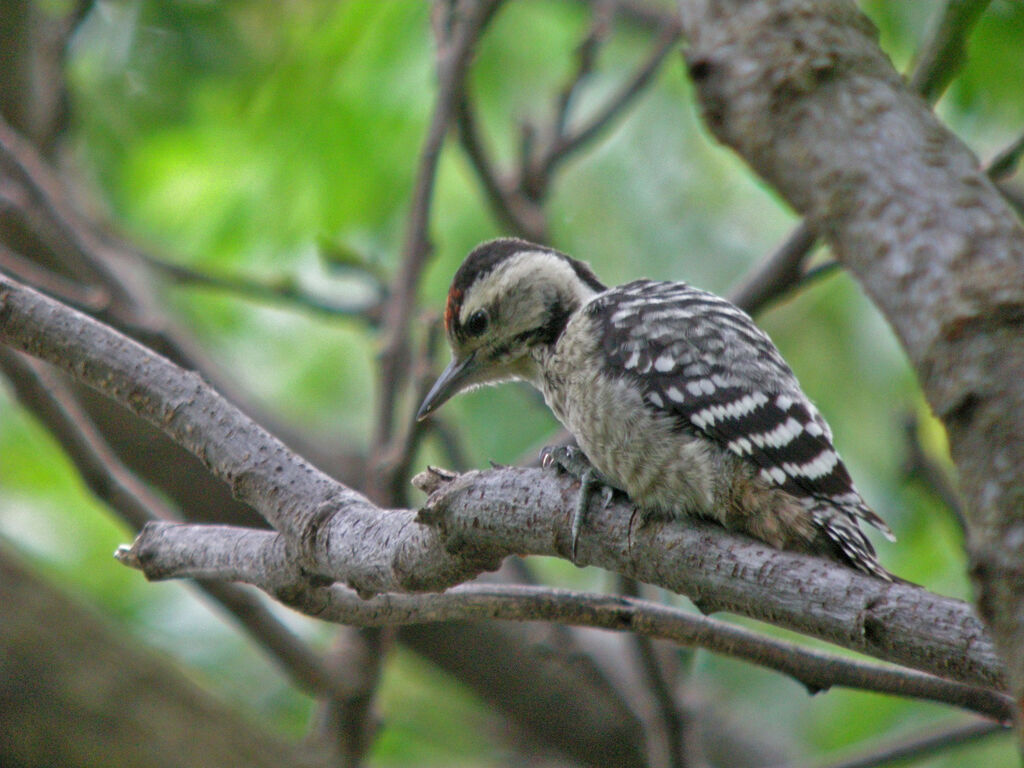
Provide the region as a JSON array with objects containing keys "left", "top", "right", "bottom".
[{"left": 416, "top": 352, "right": 477, "bottom": 421}]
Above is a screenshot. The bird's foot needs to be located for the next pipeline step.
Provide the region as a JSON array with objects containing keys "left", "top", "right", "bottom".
[{"left": 540, "top": 445, "right": 619, "bottom": 561}]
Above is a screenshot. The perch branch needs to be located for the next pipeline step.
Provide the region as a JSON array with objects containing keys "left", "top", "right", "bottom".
[{"left": 0, "top": 273, "right": 1007, "bottom": 693}]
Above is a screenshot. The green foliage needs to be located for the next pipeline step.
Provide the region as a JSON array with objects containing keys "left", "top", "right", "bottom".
[{"left": 3, "top": 0, "right": 1022, "bottom": 764}]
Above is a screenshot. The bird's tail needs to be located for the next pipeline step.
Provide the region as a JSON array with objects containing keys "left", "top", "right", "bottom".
[{"left": 807, "top": 500, "right": 894, "bottom": 582}]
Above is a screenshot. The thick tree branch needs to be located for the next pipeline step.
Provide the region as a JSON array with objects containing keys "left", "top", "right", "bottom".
[
  {"left": 726, "top": 0, "right": 993, "bottom": 316},
  {"left": 113, "top": 525, "right": 1013, "bottom": 722},
  {"left": 416, "top": 468, "right": 1004, "bottom": 691},
  {"left": 0, "top": 272, "right": 490, "bottom": 594},
  {"left": 679, "top": 0, "right": 1024, "bottom": 734},
  {"left": 112, "top": 464, "right": 1004, "bottom": 697},
  {"left": 0, "top": 271, "right": 1006, "bottom": 696}
]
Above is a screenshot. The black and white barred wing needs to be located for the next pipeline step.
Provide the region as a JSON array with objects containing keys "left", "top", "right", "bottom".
[{"left": 589, "top": 280, "right": 891, "bottom": 537}]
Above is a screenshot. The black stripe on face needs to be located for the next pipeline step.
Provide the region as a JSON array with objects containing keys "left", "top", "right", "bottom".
[{"left": 535, "top": 299, "right": 572, "bottom": 345}]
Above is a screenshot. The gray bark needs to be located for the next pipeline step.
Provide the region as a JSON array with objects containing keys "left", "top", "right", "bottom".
[{"left": 678, "top": 0, "right": 1024, "bottom": 734}]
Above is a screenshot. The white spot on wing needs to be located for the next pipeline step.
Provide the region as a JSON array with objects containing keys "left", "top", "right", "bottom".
[
  {"left": 727, "top": 437, "right": 753, "bottom": 455},
  {"left": 654, "top": 354, "right": 675, "bottom": 372},
  {"left": 782, "top": 450, "right": 838, "bottom": 480},
  {"left": 692, "top": 409, "right": 713, "bottom": 429}
]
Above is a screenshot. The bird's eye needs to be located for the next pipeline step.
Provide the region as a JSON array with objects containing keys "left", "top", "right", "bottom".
[{"left": 465, "top": 309, "right": 489, "bottom": 337}]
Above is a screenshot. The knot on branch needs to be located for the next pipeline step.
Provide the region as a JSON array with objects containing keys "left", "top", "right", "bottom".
[
  {"left": 118, "top": 520, "right": 179, "bottom": 581},
  {"left": 411, "top": 465, "right": 459, "bottom": 499},
  {"left": 298, "top": 498, "right": 344, "bottom": 580},
  {"left": 412, "top": 466, "right": 518, "bottom": 572}
]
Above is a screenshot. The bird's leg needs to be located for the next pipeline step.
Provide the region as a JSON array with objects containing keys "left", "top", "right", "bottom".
[{"left": 540, "top": 445, "right": 619, "bottom": 561}]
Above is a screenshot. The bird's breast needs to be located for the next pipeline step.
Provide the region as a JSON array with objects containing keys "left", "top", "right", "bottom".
[{"left": 540, "top": 327, "right": 719, "bottom": 518}]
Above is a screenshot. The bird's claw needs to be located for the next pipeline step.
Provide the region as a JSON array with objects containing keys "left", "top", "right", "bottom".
[
  {"left": 540, "top": 444, "right": 592, "bottom": 479},
  {"left": 541, "top": 445, "right": 623, "bottom": 563}
]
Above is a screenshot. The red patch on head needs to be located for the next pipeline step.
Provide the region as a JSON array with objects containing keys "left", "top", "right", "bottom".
[{"left": 444, "top": 287, "right": 462, "bottom": 335}]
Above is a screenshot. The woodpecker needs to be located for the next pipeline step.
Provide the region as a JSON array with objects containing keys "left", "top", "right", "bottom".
[{"left": 417, "top": 238, "right": 894, "bottom": 579}]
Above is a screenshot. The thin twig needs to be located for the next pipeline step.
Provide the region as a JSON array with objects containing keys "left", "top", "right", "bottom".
[
  {"left": 454, "top": 93, "right": 547, "bottom": 240},
  {"left": 145, "top": 256, "right": 384, "bottom": 323},
  {"left": 995, "top": 180, "right": 1024, "bottom": 219},
  {"left": 907, "top": 0, "right": 993, "bottom": 103},
  {"left": 370, "top": 0, "right": 503, "bottom": 504},
  {"left": 377, "top": 312, "right": 447, "bottom": 496},
  {"left": 0, "top": 242, "right": 108, "bottom": 311},
  {"left": 573, "top": 0, "right": 678, "bottom": 34},
  {"left": 798, "top": 259, "right": 841, "bottom": 288},
  {"left": 530, "top": 21, "right": 681, "bottom": 196},
  {"left": 620, "top": 576, "right": 692, "bottom": 768},
  {"left": 987, "top": 129, "right": 1024, "bottom": 182},
  {"left": 459, "top": 10, "right": 678, "bottom": 227},
  {"left": 728, "top": 221, "right": 818, "bottom": 314},
  {"left": 208, "top": 573, "right": 1016, "bottom": 723},
  {"left": 0, "top": 116, "right": 134, "bottom": 300},
  {"left": 312, "top": 626, "right": 389, "bottom": 768},
  {"left": 773, "top": 718, "right": 1006, "bottom": 768},
  {"left": 902, "top": 413, "right": 965, "bottom": 532},
  {"left": 554, "top": 5, "right": 613, "bottom": 139}
]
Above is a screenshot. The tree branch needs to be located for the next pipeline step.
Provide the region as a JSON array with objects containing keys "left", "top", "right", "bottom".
[
  {"left": 725, "top": 0, "right": 993, "bottom": 316},
  {"left": 112, "top": 466, "right": 1003, "bottom": 696},
  {"left": 782, "top": 719, "right": 1006, "bottom": 768},
  {"left": 454, "top": 92, "right": 547, "bottom": 240},
  {"left": 0, "top": 271, "right": 1008, "bottom": 699},
  {"left": 526, "top": 20, "right": 681, "bottom": 199},
  {"left": 679, "top": 0, "right": 1024, "bottom": 733},
  {"left": 370, "top": 0, "right": 503, "bottom": 504},
  {"left": 907, "top": 0, "right": 992, "bottom": 103},
  {"left": 144, "top": 256, "right": 384, "bottom": 322},
  {"left": 728, "top": 221, "right": 817, "bottom": 314},
  {"left": 0, "top": 347, "right": 363, "bottom": 707},
  {"left": 901, "top": 413, "right": 965, "bottom": 532},
  {"left": 0, "top": 272, "right": 486, "bottom": 594},
  {"left": 111, "top": 530, "right": 1016, "bottom": 722},
  {"left": 619, "top": 577, "right": 692, "bottom": 768}
]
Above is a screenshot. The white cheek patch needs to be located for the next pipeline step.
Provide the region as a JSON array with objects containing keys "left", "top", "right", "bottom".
[{"left": 459, "top": 250, "right": 589, "bottom": 328}]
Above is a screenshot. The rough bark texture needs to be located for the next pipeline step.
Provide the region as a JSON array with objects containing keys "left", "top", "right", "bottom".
[
  {"left": 0, "top": 545, "right": 326, "bottom": 768},
  {"left": 679, "top": 0, "right": 1024, "bottom": 728},
  {"left": 118, "top": 468, "right": 1004, "bottom": 692}
]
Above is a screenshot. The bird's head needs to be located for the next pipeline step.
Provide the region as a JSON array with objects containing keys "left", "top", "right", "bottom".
[{"left": 417, "top": 238, "right": 605, "bottom": 420}]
